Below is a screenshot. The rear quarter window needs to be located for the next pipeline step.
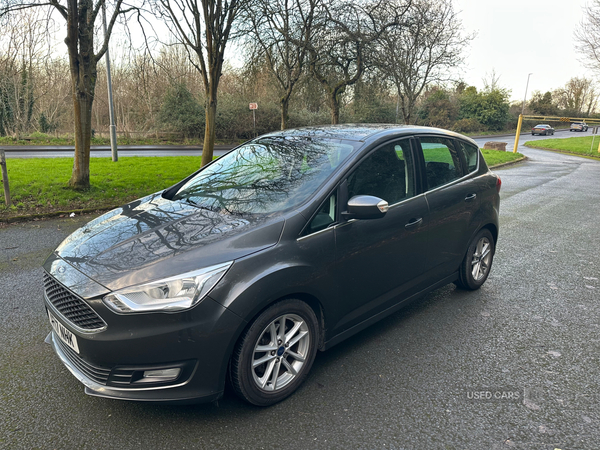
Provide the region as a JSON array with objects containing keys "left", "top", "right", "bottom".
[{"left": 456, "top": 141, "right": 479, "bottom": 173}]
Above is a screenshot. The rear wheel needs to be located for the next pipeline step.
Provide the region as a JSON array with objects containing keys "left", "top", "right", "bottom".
[
  {"left": 230, "top": 299, "right": 319, "bottom": 406},
  {"left": 455, "top": 229, "right": 495, "bottom": 290}
]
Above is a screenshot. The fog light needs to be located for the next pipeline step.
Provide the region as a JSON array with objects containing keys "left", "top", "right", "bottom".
[{"left": 138, "top": 368, "right": 181, "bottom": 383}]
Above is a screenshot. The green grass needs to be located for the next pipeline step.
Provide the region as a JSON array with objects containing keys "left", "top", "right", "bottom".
[
  {"left": 0, "top": 156, "right": 202, "bottom": 218},
  {"left": 481, "top": 149, "right": 524, "bottom": 167},
  {"left": 0, "top": 150, "right": 524, "bottom": 219},
  {"left": 524, "top": 136, "right": 600, "bottom": 157}
]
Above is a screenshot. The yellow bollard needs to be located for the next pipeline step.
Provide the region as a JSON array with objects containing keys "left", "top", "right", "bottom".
[{"left": 513, "top": 114, "right": 523, "bottom": 153}]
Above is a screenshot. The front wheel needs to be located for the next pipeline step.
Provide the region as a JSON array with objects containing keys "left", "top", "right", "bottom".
[
  {"left": 455, "top": 229, "right": 495, "bottom": 290},
  {"left": 230, "top": 299, "right": 319, "bottom": 406}
]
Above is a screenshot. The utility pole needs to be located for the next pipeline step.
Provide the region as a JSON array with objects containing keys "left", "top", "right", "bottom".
[
  {"left": 102, "top": 1, "right": 118, "bottom": 162},
  {"left": 513, "top": 73, "right": 533, "bottom": 153}
]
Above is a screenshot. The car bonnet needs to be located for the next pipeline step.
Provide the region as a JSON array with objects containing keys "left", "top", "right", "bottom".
[{"left": 48, "top": 193, "right": 284, "bottom": 293}]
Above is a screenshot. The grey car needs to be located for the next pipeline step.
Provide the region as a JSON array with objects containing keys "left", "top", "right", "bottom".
[{"left": 43, "top": 124, "right": 501, "bottom": 406}]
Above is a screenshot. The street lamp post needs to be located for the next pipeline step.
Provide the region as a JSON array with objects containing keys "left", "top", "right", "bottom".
[
  {"left": 513, "top": 73, "right": 533, "bottom": 153},
  {"left": 102, "top": 2, "right": 118, "bottom": 162},
  {"left": 521, "top": 73, "right": 533, "bottom": 116}
]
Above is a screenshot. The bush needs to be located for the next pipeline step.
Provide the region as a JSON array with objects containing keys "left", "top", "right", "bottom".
[
  {"left": 452, "top": 118, "right": 486, "bottom": 133},
  {"left": 158, "top": 83, "right": 204, "bottom": 138},
  {"left": 38, "top": 113, "right": 57, "bottom": 133},
  {"left": 458, "top": 87, "right": 510, "bottom": 131}
]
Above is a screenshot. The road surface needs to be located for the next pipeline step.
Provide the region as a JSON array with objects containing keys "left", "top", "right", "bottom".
[{"left": 1, "top": 128, "right": 590, "bottom": 158}]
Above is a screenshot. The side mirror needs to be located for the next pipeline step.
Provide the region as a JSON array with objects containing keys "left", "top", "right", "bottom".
[{"left": 342, "top": 195, "right": 389, "bottom": 220}]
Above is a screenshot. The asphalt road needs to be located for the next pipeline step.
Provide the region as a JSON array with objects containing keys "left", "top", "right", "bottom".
[
  {"left": 1, "top": 128, "right": 591, "bottom": 158},
  {"left": 2, "top": 144, "right": 235, "bottom": 158},
  {"left": 1, "top": 142, "right": 600, "bottom": 449}
]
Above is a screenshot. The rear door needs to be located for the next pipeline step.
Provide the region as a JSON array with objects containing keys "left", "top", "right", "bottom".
[{"left": 417, "top": 136, "right": 482, "bottom": 279}]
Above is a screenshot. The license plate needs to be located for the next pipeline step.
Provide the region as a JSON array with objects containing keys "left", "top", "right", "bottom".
[{"left": 48, "top": 310, "right": 80, "bottom": 354}]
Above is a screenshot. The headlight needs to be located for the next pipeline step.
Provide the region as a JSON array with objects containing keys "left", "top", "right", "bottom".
[{"left": 102, "top": 262, "right": 232, "bottom": 313}]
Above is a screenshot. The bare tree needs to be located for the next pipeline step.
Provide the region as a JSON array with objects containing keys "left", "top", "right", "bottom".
[
  {"left": 372, "top": 0, "right": 471, "bottom": 124},
  {"left": 0, "top": 0, "right": 137, "bottom": 189},
  {"left": 156, "top": 0, "right": 247, "bottom": 167},
  {"left": 0, "top": 9, "right": 54, "bottom": 136},
  {"left": 575, "top": 1, "right": 600, "bottom": 74},
  {"left": 241, "top": 0, "right": 320, "bottom": 130},
  {"left": 553, "top": 77, "right": 599, "bottom": 116},
  {"left": 308, "top": 1, "right": 364, "bottom": 125},
  {"left": 309, "top": 0, "right": 405, "bottom": 124}
]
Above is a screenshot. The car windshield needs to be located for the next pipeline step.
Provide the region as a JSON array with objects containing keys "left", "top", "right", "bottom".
[{"left": 172, "top": 136, "right": 358, "bottom": 215}]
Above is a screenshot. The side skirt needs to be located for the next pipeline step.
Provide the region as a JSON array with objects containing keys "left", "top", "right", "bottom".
[{"left": 320, "top": 272, "right": 458, "bottom": 351}]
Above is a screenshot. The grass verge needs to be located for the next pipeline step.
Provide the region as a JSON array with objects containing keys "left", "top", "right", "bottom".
[
  {"left": 0, "top": 150, "right": 525, "bottom": 221},
  {"left": 480, "top": 149, "right": 524, "bottom": 167},
  {"left": 524, "top": 135, "right": 600, "bottom": 158},
  {"left": 0, "top": 156, "right": 201, "bottom": 219}
]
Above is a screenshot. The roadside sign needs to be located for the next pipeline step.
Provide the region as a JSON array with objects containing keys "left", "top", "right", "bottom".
[{"left": 249, "top": 103, "right": 258, "bottom": 110}]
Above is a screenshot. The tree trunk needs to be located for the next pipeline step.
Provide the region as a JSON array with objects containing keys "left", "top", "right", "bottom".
[
  {"left": 201, "top": 89, "right": 217, "bottom": 168},
  {"left": 65, "top": 0, "right": 97, "bottom": 190},
  {"left": 329, "top": 90, "right": 340, "bottom": 125},
  {"left": 69, "top": 90, "right": 93, "bottom": 189},
  {"left": 280, "top": 96, "right": 289, "bottom": 130}
]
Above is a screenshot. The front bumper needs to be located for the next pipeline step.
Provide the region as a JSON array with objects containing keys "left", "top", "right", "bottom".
[
  {"left": 46, "top": 331, "right": 210, "bottom": 403},
  {"left": 44, "top": 291, "right": 245, "bottom": 404},
  {"left": 42, "top": 253, "right": 247, "bottom": 403},
  {"left": 43, "top": 275, "right": 245, "bottom": 404}
]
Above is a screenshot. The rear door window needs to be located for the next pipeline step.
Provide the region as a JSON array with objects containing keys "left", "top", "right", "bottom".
[{"left": 420, "top": 137, "right": 463, "bottom": 190}]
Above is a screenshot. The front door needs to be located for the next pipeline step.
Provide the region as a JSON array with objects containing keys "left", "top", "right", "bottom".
[{"left": 332, "top": 139, "right": 429, "bottom": 335}]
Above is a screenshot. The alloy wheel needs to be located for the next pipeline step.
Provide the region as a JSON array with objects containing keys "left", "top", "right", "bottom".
[
  {"left": 471, "top": 237, "right": 492, "bottom": 281},
  {"left": 251, "top": 314, "right": 310, "bottom": 391}
]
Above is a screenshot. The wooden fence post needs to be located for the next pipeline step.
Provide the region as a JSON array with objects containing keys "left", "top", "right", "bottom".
[{"left": 0, "top": 149, "right": 11, "bottom": 207}]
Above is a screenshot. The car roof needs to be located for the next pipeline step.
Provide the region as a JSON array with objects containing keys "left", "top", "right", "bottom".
[
  {"left": 535, "top": 124, "right": 550, "bottom": 127},
  {"left": 259, "top": 124, "right": 477, "bottom": 145}
]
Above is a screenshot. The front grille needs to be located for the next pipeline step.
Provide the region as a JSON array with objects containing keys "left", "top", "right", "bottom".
[
  {"left": 43, "top": 272, "right": 107, "bottom": 331},
  {"left": 55, "top": 337, "right": 111, "bottom": 385}
]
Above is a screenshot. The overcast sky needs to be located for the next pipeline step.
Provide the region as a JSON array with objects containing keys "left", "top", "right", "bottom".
[{"left": 451, "top": 0, "right": 594, "bottom": 101}]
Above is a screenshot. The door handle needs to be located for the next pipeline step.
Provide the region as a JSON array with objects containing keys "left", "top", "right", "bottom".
[
  {"left": 405, "top": 218, "right": 422, "bottom": 229},
  {"left": 464, "top": 193, "right": 477, "bottom": 202}
]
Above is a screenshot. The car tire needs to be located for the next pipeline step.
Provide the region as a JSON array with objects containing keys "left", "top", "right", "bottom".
[
  {"left": 230, "top": 299, "right": 319, "bottom": 406},
  {"left": 455, "top": 229, "right": 495, "bottom": 290}
]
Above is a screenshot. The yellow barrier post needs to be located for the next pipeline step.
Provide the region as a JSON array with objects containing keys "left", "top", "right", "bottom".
[{"left": 513, "top": 114, "right": 523, "bottom": 153}]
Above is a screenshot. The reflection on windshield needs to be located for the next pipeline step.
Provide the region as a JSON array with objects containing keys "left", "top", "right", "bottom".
[{"left": 172, "top": 137, "right": 357, "bottom": 214}]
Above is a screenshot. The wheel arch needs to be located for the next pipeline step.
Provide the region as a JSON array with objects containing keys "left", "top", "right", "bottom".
[
  {"left": 219, "top": 291, "right": 327, "bottom": 396},
  {"left": 481, "top": 222, "right": 498, "bottom": 244}
]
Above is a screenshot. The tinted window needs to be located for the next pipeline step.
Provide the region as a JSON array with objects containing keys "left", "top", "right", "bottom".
[
  {"left": 347, "top": 139, "right": 414, "bottom": 204},
  {"left": 172, "top": 137, "right": 358, "bottom": 215},
  {"left": 420, "top": 137, "right": 462, "bottom": 190},
  {"left": 456, "top": 141, "right": 479, "bottom": 173}
]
